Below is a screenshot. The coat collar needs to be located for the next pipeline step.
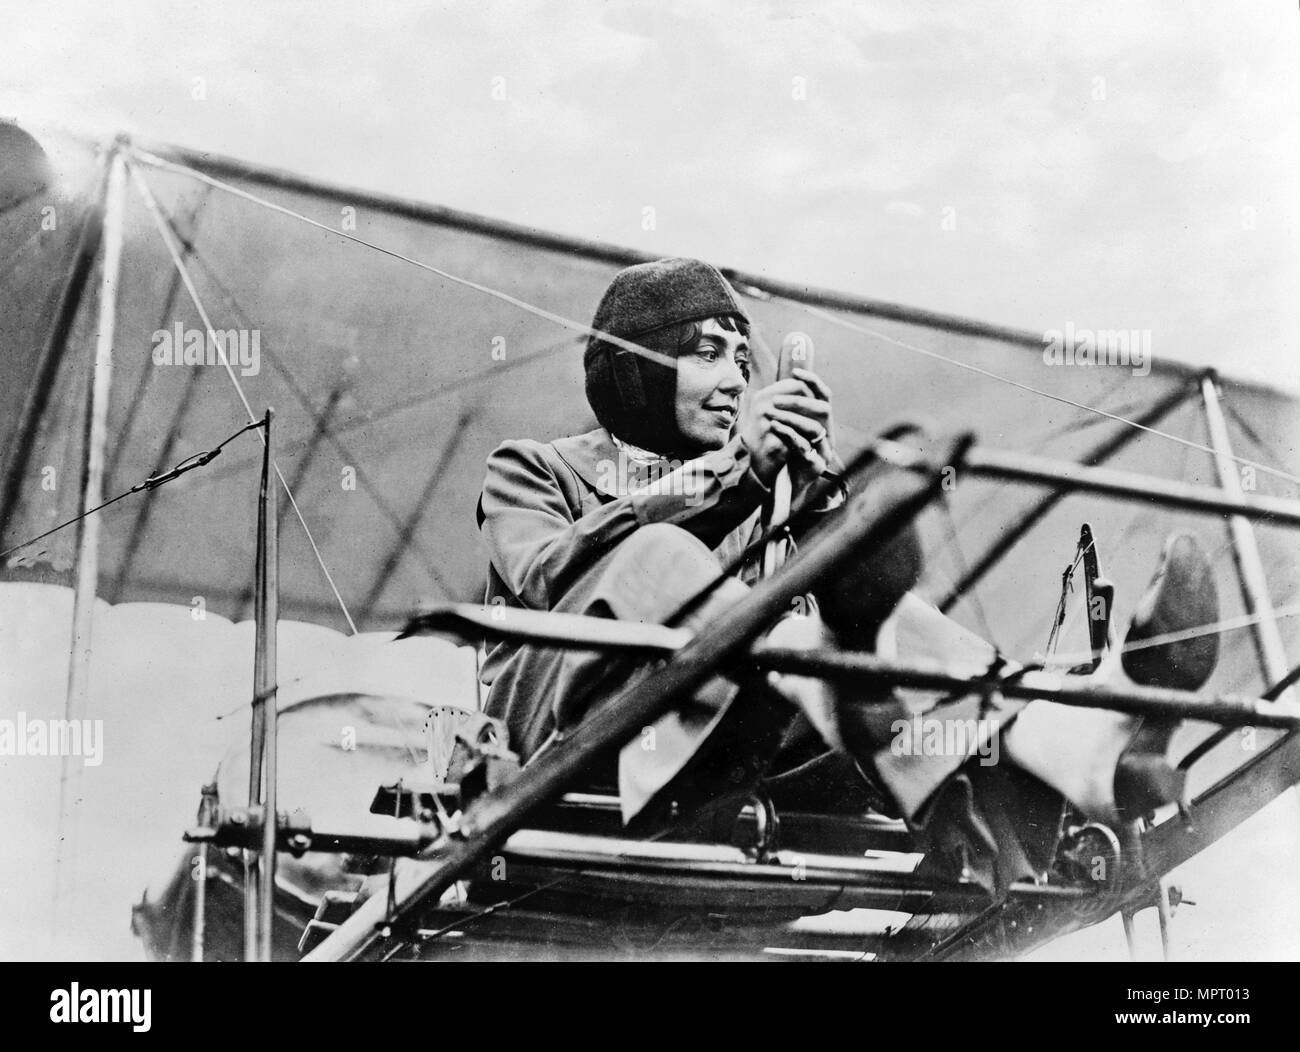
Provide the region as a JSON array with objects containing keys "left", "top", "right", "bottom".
[
  {"left": 550, "top": 428, "right": 623, "bottom": 497},
  {"left": 552, "top": 428, "right": 690, "bottom": 500}
]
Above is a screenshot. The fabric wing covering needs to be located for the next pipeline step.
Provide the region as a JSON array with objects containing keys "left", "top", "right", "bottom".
[{"left": 4, "top": 121, "right": 1300, "bottom": 806}]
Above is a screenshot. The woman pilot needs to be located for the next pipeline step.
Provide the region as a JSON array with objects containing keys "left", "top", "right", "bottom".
[{"left": 475, "top": 257, "right": 1216, "bottom": 892}]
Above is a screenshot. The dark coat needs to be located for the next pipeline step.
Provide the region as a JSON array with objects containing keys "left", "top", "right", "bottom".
[
  {"left": 477, "top": 427, "right": 792, "bottom": 821},
  {"left": 476, "top": 426, "right": 1018, "bottom": 829}
]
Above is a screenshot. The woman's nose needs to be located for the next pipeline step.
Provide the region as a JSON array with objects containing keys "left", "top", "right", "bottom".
[{"left": 718, "top": 358, "right": 747, "bottom": 393}]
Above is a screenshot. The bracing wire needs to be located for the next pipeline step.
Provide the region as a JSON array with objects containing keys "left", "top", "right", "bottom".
[
  {"left": 1043, "top": 597, "right": 1300, "bottom": 671},
  {"left": 129, "top": 159, "right": 360, "bottom": 634},
  {"left": 0, "top": 420, "right": 264, "bottom": 562},
  {"left": 797, "top": 304, "right": 1300, "bottom": 489},
  {"left": 129, "top": 147, "right": 677, "bottom": 372}
]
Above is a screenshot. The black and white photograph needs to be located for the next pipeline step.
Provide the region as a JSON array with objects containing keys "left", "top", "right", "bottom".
[{"left": 1, "top": 0, "right": 1298, "bottom": 986}]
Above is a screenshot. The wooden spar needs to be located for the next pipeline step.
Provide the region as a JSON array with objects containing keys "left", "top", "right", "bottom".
[
  {"left": 402, "top": 602, "right": 1300, "bottom": 729},
  {"left": 198, "top": 823, "right": 1086, "bottom": 908},
  {"left": 302, "top": 432, "right": 972, "bottom": 960},
  {"left": 1200, "top": 372, "right": 1296, "bottom": 705},
  {"left": 245, "top": 409, "right": 278, "bottom": 961},
  {"left": 753, "top": 649, "right": 1300, "bottom": 729},
  {"left": 956, "top": 445, "right": 1300, "bottom": 527},
  {"left": 938, "top": 379, "right": 1196, "bottom": 613},
  {"left": 483, "top": 830, "right": 1085, "bottom": 900},
  {"left": 52, "top": 144, "right": 126, "bottom": 940}
]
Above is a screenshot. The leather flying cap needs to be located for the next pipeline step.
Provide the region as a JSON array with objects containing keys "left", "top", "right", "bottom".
[{"left": 583, "top": 258, "right": 749, "bottom": 455}]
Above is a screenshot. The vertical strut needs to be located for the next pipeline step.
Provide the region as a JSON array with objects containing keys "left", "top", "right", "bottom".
[
  {"left": 245, "top": 408, "right": 279, "bottom": 961},
  {"left": 1200, "top": 371, "right": 1295, "bottom": 705},
  {"left": 52, "top": 143, "right": 127, "bottom": 945}
]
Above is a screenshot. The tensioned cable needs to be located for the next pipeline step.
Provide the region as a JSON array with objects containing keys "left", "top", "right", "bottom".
[
  {"left": 129, "top": 147, "right": 677, "bottom": 372},
  {"left": 0, "top": 420, "right": 263, "bottom": 562},
  {"left": 1224, "top": 399, "right": 1299, "bottom": 489},
  {"left": 137, "top": 219, "right": 462, "bottom": 604},
  {"left": 797, "top": 304, "right": 1300, "bottom": 489},
  {"left": 1222, "top": 399, "right": 1300, "bottom": 540},
  {"left": 131, "top": 145, "right": 1300, "bottom": 493},
  {"left": 134, "top": 166, "right": 436, "bottom": 772},
  {"left": 144, "top": 227, "right": 577, "bottom": 493},
  {"left": 1038, "top": 598, "right": 1300, "bottom": 670},
  {"left": 129, "top": 159, "right": 360, "bottom": 634}
]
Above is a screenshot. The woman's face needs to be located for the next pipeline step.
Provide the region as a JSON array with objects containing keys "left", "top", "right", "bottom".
[{"left": 673, "top": 317, "right": 751, "bottom": 453}]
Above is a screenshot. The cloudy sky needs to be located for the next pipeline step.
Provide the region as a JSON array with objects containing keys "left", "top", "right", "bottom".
[{"left": 5, "top": 0, "right": 1299, "bottom": 390}]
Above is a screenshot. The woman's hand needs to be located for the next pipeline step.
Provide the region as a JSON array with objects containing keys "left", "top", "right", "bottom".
[
  {"left": 739, "top": 368, "right": 841, "bottom": 487},
  {"left": 739, "top": 376, "right": 812, "bottom": 485},
  {"left": 762, "top": 367, "right": 842, "bottom": 493}
]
